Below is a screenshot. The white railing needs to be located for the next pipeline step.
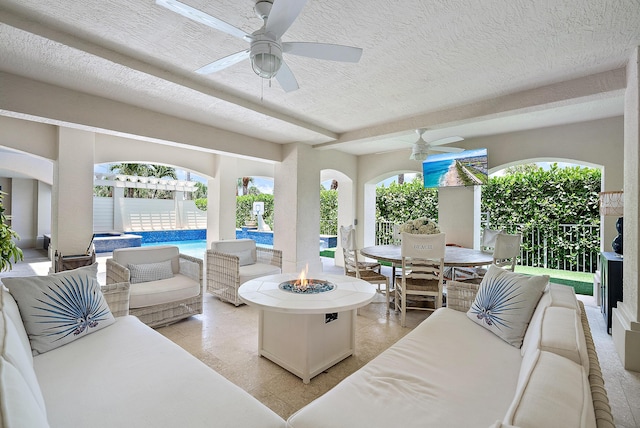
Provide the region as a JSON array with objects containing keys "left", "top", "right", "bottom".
[{"left": 375, "top": 220, "right": 600, "bottom": 273}]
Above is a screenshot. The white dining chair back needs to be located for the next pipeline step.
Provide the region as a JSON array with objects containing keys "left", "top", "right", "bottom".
[
  {"left": 340, "top": 225, "right": 391, "bottom": 312},
  {"left": 397, "top": 232, "right": 446, "bottom": 327},
  {"left": 480, "top": 228, "right": 503, "bottom": 253},
  {"left": 492, "top": 233, "right": 521, "bottom": 271}
]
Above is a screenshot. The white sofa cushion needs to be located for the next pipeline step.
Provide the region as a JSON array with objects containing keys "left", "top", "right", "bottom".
[
  {"left": 467, "top": 265, "right": 548, "bottom": 348},
  {"left": 33, "top": 316, "right": 285, "bottom": 428},
  {"left": 0, "top": 358, "right": 50, "bottom": 427},
  {"left": 3, "top": 264, "right": 115, "bottom": 355},
  {"left": 129, "top": 274, "right": 201, "bottom": 309},
  {"left": 548, "top": 283, "right": 581, "bottom": 314},
  {"left": 288, "top": 308, "right": 523, "bottom": 428},
  {"left": 128, "top": 259, "right": 174, "bottom": 284},
  {"left": 540, "top": 306, "right": 589, "bottom": 370},
  {"left": 504, "top": 350, "right": 595, "bottom": 428},
  {"left": 520, "top": 291, "right": 551, "bottom": 358},
  {"left": 1, "top": 287, "right": 49, "bottom": 425},
  {"left": 2, "top": 286, "right": 32, "bottom": 364}
]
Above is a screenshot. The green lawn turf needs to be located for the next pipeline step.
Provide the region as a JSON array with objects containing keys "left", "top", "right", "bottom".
[
  {"left": 319, "top": 248, "right": 595, "bottom": 296},
  {"left": 515, "top": 266, "right": 595, "bottom": 296}
]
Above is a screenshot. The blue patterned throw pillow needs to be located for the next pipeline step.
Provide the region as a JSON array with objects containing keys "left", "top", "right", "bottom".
[
  {"left": 467, "top": 264, "right": 548, "bottom": 348},
  {"left": 3, "top": 263, "right": 115, "bottom": 355}
]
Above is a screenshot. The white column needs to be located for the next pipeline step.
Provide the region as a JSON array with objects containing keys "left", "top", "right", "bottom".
[
  {"left": 206, "top": 155, "right": 237, "bottom": 245},
  {"left": 51, "top": 127, "right": 95, "bottom": 258},
  {"left": 612, "top": 46, "right": 640, "bottom": 371},
  {"left": 438, "top": 186, "right": 481, "bottom": 248},
  {"left": 274, "top": 143, "right": 322, "bottom": 274}
]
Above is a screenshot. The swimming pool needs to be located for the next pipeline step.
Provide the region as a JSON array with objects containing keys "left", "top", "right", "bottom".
[{"left": 141, "top": 239, "right": 272, "bottom": 259}]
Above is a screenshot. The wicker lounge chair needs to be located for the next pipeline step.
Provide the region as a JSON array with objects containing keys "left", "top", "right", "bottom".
[{"left": 206, "top": 239, "right": 282, "bottom": 306}]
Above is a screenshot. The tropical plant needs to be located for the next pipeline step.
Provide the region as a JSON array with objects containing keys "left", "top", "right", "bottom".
[
  {"left": 0, "top": 191, "right": 24, "bottom": 272},
  {"left": 107, "top": 163, "right": 177, "bottom": 199}
]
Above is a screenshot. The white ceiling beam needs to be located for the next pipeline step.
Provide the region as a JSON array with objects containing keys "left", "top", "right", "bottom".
[{"left": 314, "top": 68, "right": 626, "bottom": 149}]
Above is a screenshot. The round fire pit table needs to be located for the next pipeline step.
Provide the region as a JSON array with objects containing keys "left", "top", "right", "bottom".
[{"left": 239, "top": 273, "right": 376, "bottom": 383}]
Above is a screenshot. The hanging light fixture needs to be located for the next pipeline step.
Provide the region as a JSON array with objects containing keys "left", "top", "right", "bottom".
[
  {"left": 409, "top": 142, "right": 429, "bottom": 161},
  {"left": 250, "top": 40, "right": 282, "bottom": 79}
]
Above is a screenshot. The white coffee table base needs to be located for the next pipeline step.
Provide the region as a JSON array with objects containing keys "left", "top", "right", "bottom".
[
  {"left": 238, "top": 273, "right": 376, "bottom": 384},
  {"left": 259, "top": 309, "right": 355, "bottom": 384}
]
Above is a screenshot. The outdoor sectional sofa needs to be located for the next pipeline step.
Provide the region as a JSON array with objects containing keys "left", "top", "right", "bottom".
[
  {"left": 0, "top": 268, "right": 286, "bottom": 428},
  {"left": 287, "top": 268, "right": 615, "bottom": 428}
]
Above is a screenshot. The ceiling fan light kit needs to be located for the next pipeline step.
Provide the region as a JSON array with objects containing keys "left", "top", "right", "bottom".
[
  {"left": 410, "top": 143, "right": 429, "bottom": 161},
  {"left": 409, "top": 129, "right": 465, "bottom": 161},
  {"left": 250, "top": 40, "right": 282, "bottom": 78}
]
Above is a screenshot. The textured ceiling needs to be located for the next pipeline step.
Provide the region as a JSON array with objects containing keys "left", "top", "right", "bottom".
[{"left": 0, "top": 0, "right": 639, "bottom": 157}]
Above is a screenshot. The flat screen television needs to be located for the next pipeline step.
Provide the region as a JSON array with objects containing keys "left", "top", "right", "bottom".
[{"left": 422, "top": 148, "right": 488, "bottom": 188}]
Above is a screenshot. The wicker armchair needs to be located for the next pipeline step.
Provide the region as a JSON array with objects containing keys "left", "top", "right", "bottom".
[
  {"left": 206, "top": 239, "right": 282, "bottom": 306},
  {"left": 106, "top": 246, "right": 203, "bottom": 328}
]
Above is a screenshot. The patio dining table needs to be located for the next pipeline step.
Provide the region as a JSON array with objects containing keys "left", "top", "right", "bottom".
[{"left": 360, "top": 244, "right": 494, "bottom": 280}]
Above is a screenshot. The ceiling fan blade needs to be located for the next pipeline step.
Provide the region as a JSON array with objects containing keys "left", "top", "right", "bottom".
[
  {"left": 429, "top": 136, "right": 464, "bottom": 146},
  {"left": 275, "top": 61, "right": 299, "bottom": 92},
  {"left": 156, "top": 0, "right": 249, "bottom": 40},
  {"left": 430, "top": 146, "right": 465, "bottom": 153},
  {"left": 283, "top": 42, "right": 363, "bottom": 62},
  {"left": 265, "top": 0, "right": 310, "bottom": 39},
  {"left": 195, "top": 50, "right": 250, "bottom": 74}
]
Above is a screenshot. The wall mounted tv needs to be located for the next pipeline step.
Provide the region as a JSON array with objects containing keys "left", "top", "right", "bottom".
[{"left": 422, "top": 148, "right": 488, "bottom": 189}]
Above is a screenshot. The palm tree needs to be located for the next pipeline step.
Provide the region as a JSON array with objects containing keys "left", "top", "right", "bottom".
[
  {"left": 109, "top": 163, "right": 150, "bottom": 197},
  {"left": 237, "top": 177, "right": 254, "bottom": 196},
  {"left": 148, "top": 165, "right": 178, "bottom": 199}
]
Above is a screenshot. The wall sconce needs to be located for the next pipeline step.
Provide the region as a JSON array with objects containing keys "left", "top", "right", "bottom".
[{"left": 599, "top": 191, "right": 623, "bottom": 255}]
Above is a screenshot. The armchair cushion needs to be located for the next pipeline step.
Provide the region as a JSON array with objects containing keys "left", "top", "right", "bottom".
[
  {"left": 128, "top": 260, "right": 174, "bottom": 284},
  {"left": 129, "top": 275, "right": 201, "bottom": 309},
  {"left": 210, "top": 239, "right": 257, "bottom": 266},
  {"left": 235, "top": 249, "right": 255, "bottom": 266},
  {"left": 112, "top": 246, "right": 180, "bottom": 274},
  {"left": 238, "top": 263, "right": 282, "bottom": 284},
  {"left": 3, "top": 264, "right": 115, "bottom": 355}
]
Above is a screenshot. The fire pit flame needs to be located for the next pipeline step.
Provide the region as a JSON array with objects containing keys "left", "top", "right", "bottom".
[{"left": 278, "top": 266, "right": 336, "bottom": 294}]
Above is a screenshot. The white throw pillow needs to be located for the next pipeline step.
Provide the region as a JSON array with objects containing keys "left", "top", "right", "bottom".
[
  {"left": 128, "top": 259, "right": 174, "bottom": 284},
  {"left": 3, "top": 263, "right": 115, "bottom": 355},
  {"left": 467, "top": 264, "right": 549, "bottom": 348}
]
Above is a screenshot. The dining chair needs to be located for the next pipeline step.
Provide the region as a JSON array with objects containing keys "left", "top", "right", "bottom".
[
  {"left": 340, "top": 225, "right": 391, "bottom": 313},
  {"left": 450, "top": 228, "right": 503, "bottom": 281},
  {"left": 491, "top": 232, "right": 522, "bottom": 271},
  {"left": 396, "top": 232, "right": 446, "bottom": 327}
]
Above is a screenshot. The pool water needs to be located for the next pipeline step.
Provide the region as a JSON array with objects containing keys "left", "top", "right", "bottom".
[{"left": 142, "top": 239, "right": 272, "bottom": 259}]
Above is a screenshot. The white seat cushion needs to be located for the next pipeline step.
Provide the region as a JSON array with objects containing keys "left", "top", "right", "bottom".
[
  {"left": 33, "top": 316, "right": 285, "bottom": 428},
  {"left": 129, "top": 274, "right": 200, "bottom": 309},
  {"left": 239, "top": 263, "right": 282, "bottom": 284},
  {"left": 288, "top": 308, "right": 522, "bottom": 428}
]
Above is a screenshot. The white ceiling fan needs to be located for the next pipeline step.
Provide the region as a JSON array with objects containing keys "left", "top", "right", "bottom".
[
  {"left": 156, "top": 0, "right": 363, "bottom": 92},
  {"left": 409, "top": 129, "right": 465, "bottom": 161}
]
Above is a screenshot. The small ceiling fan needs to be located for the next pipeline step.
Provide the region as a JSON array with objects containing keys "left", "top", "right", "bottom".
[
  {"left": 409, "top": 129, "right": 465, "bottom": 161},
  {"left": 156, "top": 0, "right": 363, "bottom": 92}
]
